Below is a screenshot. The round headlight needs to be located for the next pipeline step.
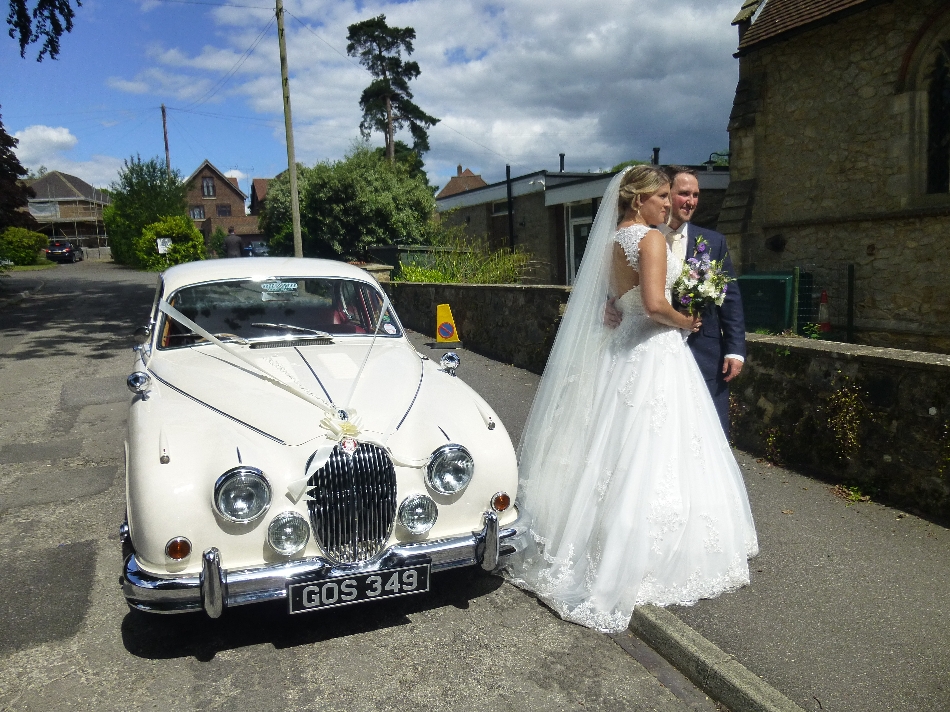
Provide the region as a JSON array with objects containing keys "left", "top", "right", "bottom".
[
  {"left": 426, "top": 444, "right": 474, "bottom": 495},
  {"left": 267, "top": 511, "right": 310, "bottom": 556},
  {"left": 213, "top": 467, "right": 271, "bottom": 523},
  {"left": 398, "top": 494, "right": 438, "bottom": 535}
]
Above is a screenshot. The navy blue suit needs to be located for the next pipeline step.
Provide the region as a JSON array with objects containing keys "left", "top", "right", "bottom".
[{"left": 683, "top": 224, "right": 745, "bottom": 435}]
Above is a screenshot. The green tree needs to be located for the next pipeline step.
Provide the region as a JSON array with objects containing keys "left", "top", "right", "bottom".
[
  {"left": 135, "top": 215, "right": 204, "bottom": 271},
  {"left": 208, "top": 225, "right": 227, "bottom": 259},
  {"left": 7, "top": 0, "right": 81, "bottom": 60},
  {"left": 346, "top": 15, "right": 439, "bottom": 161},
  {"left": 103, "top": 155, "right": 187, "bottom": 267},
  {"left": 0, "top": 107, "right": 38, "bottom": 233},
  {"left": 260, "top": 144, "right": 437, "bottom": 260},
  {"left": 610, "top": 158, "right": 648, "bottom": 172},
  {"left": 374, "top": 140, "right": 433, "bottom": 191}
]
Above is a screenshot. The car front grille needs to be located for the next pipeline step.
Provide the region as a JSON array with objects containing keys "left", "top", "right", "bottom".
[{"left": 306, "top": 442, "right": 397, "bottom": 564}]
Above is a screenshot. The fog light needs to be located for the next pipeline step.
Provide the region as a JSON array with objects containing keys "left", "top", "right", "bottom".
[
  {"left": 165, "top": 537, "right": 192, "bottom": 560},
  {"left": 398, "top": 494, "right": 438, "bottom": 535},
  {"left": 267, "top": 511, "right": 310, "bottom": 556},
  {"left": 491, "top": 492, "right": 511, "bottom": 512}
]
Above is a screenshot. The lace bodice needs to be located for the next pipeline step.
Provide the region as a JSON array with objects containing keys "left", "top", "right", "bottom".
[{"left": 613, "top": 224, "right": 681, "bottom": 310}]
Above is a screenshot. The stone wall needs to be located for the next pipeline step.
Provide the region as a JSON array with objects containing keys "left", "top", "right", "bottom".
[
  {"left": 383, "top": 281, "right": 570, "bottom": 374},
  {"left": 385, "top": 282, "right": 950, "bottom": 521},
  {"left": 734, "top": 333, "right": 950, "bottom": 522},
  {"left": 728, "top": 0, "right": 950, "bottom": 352}
]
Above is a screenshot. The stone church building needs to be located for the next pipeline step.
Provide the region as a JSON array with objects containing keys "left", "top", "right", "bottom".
[{"left": 725, "top": 0, "right": 950, "bottom": 352}]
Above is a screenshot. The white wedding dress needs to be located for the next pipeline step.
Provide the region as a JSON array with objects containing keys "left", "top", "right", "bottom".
[{"left": 505, "top": 222, "right": 758, "bottom": 633}]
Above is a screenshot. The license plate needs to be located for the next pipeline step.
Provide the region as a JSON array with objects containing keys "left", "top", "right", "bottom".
[{"left": 287, "top": 564, "right": 430, "bottom": 614}]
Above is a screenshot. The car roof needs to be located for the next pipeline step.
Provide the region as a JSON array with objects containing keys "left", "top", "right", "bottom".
[{"left": 161, "top": 257, "right": 381, "bottom": 294}]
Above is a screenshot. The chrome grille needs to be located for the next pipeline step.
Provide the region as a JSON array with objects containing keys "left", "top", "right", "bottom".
[{"left": 306, "top": 443, "right": 397, "bottom": 563}]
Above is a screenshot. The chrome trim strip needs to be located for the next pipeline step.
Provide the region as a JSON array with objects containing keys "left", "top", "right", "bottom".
[
  {"left": 395, "top": 364, "right": 425, "bottom": 431},
  {"left": 122, "top": 510, "right": 524, "bottom": 615},
  {"left": 295, "top": 346, "right": 335, "bottom": 405},
  {"left": 148, "top": 371, "right": 287, "bottom": 445}
]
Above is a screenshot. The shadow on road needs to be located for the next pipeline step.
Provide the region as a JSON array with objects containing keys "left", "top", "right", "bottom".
[{"left": 121, "top": 567, "right": 504, "bottom": 661}]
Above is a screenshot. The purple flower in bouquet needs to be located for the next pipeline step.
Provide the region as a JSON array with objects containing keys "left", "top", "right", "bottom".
[{"left": 670, "top": 235, "right": 734, "bottom": 316}]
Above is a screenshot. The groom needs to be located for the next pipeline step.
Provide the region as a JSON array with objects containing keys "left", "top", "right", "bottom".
[
  {"left": 605, "top": 167, "right": 746, "bottom": 435},
  {"left": 663, "top": 167, "right": 745, "bottom": 435}
]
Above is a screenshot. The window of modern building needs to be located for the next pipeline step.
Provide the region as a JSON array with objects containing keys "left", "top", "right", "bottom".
[
  {"left": 202, "top": 177, "right": 216, "bottom": 197},
  {"left": 491, "top": 200, "right": 509, "bottom": 215},
  {"left": 216, "top": 203, "right": 232, "bottom": 217},
  {"left": 927, "top": 40, "right": 950, "bottom": 194},
  {"left": 189, "top": 205, "right": 205, "bottom": 220}
]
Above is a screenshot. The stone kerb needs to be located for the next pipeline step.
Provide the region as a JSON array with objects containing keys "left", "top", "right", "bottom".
[
  {"left": 382, "top": 281, "right": 571, "bottom": 375},
  {"left": 735, "top": 334, "right": 950, "bottom": 522}
]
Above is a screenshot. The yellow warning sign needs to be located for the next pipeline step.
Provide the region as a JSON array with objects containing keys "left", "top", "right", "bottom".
[{"left": 436, "top": 303, "right": 461, "bottom": 344}]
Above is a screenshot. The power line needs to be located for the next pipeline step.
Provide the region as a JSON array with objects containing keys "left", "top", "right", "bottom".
[{"left": 179, "top": 13, "right": 277, "bottom": 110}]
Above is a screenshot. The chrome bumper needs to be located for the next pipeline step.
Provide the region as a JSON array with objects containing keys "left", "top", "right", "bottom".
[{"left": 120, "top": 510, "right": 523, "bottom": 616}]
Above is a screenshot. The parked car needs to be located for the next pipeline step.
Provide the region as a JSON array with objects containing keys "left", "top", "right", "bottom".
[
  {"left": 250, "top": 241, "right": 270, "bottom": 257},
  {"left": 120, "top": 257, "right": 522, "bottom": 617},
  {"left": 46, "top": 241, "right": 83, "bottom": 263}
]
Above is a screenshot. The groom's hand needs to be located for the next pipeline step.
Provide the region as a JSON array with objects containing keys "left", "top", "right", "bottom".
[
  {"left": 604, "top": 297, "right": 621, "bottom": 329},
  {"left": 722, "top": 357, "right": 743, "bottom": 382}
]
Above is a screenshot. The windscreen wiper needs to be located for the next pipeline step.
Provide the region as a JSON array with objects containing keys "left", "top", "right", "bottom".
[{"left": 251, "top": 322, "right": 332, "bottom": 338}]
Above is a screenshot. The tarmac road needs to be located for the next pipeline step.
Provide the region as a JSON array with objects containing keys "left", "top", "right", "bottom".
[{"left": 0, "top": 261, "right": 714, "bottom": 712}]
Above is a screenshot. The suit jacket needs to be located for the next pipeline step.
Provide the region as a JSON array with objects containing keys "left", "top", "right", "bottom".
[{"left": 683, "top": 224, "right": 746, "bottom": 383}]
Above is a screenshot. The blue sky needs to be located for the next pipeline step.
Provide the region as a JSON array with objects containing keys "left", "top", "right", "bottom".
[{"left": 1, "top": 0, "right": 744, "bottom": 195}]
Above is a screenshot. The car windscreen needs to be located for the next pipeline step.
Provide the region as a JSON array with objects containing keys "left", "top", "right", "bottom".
[{"left": 158, "top": 277, "right": 400, "bottom": 349}]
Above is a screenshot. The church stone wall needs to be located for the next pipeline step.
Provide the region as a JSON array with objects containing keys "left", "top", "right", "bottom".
[{"left": 729, "top": 0, "right": 950, "bottom": 353}]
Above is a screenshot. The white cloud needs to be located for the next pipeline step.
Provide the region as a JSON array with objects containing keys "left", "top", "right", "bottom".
[
  {"left": 12, "top": 125, "right": 123, "bottom": 187},
  {"left": 13, "top": 125, "right": 78, "bottom": 165},
  {"left": 108, "top": 0, "right": 742, "bottom": 190}
]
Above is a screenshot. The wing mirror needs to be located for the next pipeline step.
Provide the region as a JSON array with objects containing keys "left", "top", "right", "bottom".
[{"left": 439, "top": 352, "right": 460, "bottom": 377}]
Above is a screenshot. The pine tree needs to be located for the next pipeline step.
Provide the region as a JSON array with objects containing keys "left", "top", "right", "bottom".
[{"left": 346, "top": 15, "right": 438, "bottom": 162}]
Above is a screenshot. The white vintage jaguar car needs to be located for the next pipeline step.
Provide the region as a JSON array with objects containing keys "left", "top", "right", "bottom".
[{"left": 120, "top": 257, "right": 522, "bottom": 617}]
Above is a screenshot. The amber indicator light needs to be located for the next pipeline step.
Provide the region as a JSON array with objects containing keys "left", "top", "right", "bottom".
[
  {"left": 491, "top": 492, "right": 511, "bottom": 512},
  {"left": 165, "top": 537, "right": 192, "bottom": 560}
]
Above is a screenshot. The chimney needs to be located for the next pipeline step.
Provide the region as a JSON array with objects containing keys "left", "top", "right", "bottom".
[
  {"left": 559, "top": 153, "right": 565, "bottom": 172},
  {"left": 457, "top": 165, "right": 463, "bottom": 176},
  {"left": 652, "top": 147, "right": 660, "bottom": 165}
]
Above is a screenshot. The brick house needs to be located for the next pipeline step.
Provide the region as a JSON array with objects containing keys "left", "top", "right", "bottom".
[
  {"left": 26, "top": 170, "right": 110, "bottom": 247},
  {"left": 435, "top": 166, "right": 488, "bottom": 199},
  {"left": 726, "top": 0, "right": 950, "bottom": 352},
  {"left": 437, "top": 164, "right": 728, "bottom": 285},
  {"left": 185, "top": 160, "right": 261, "bottom": 248}
]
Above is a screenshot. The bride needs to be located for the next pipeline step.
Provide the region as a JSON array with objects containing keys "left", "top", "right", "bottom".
[{"left": 504, "top": 166, "right": 758, "bottom": 633}]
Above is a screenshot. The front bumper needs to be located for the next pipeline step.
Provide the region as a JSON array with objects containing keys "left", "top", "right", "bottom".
[{"left": 121, "top": 510, "right": 523, "bottom": 616}]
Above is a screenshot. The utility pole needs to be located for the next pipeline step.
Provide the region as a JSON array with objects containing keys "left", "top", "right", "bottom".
[
  {"left": 276, "top": 0, "right": 303, "bottom": 258},
  {"left": 161, "top": 104, "right": 171, "bottom": 178}
]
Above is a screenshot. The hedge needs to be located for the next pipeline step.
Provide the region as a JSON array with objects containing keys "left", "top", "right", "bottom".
[{"left": 0, "top": 227, "right": 48, "bottom": 266}]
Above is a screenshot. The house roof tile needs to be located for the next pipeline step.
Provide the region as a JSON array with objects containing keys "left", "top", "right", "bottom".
[
  {"left": 436, "top": 165, "right": 489, "bottom": 199},
  {"left": 738, "top": 0, "right": 873, "bottom": 50},
  {"left": 251, "top": 178, "right": 270, "bottom": 201},
  {"left": 27, "top": 170, "right": 110, "bottom": 204},
  {"left": 184, "top": 159, "right": 248, "bottom": 200}
]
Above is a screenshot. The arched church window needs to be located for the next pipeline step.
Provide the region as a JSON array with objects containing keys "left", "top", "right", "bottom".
[{"left": 927, "top": 41, "right": 950, "bottom": 193}]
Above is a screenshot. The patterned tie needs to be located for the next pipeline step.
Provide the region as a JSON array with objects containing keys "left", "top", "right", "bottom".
[{"left": 669, "top": 229, "right": 686, "bottom": 262}]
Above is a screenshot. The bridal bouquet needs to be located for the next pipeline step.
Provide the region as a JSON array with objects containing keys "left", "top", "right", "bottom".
[{"left": 671, "top": 236, "right": 734, "bottom": 316}]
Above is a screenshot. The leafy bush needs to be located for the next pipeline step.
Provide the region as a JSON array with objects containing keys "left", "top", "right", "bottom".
[
  {"left": 0, "top": 226, "right": 47, "bottom": 265},
  {"left": 103, "top": 155, "right": 187, "bottom": 267},
  {"left": 208, "top": 226, "right": 227, "bottom": 258},
  {"left": 395, "top": 238, "right": 531, "bottom": 284},
  {"left": 135, "top": 215, "right": 205, "bottom": 271}
]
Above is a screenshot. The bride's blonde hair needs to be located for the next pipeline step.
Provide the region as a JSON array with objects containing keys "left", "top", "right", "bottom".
[{"left": 617, "top": 165, "right": 670, "bottom": 217}]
